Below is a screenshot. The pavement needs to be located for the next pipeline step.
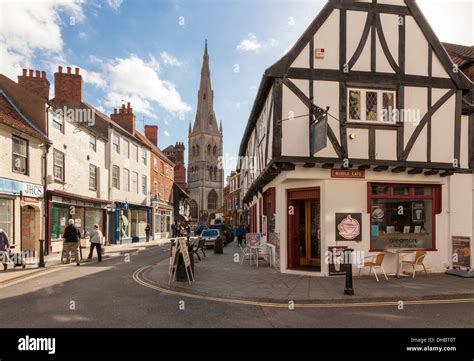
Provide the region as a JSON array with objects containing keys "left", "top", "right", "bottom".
[
  {"left": 0, "top": 238, "right": 171, "bottom": 288},
  {"left": 0, "top": 243, "right": 472, "bottom": 328},
  {"left": 140, "top": 241, "right": 474, "bottom": 304}
]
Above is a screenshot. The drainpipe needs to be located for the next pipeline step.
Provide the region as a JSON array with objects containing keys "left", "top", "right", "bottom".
[{"left": 43, "top": 104, "right": 51, "bottom": 255}]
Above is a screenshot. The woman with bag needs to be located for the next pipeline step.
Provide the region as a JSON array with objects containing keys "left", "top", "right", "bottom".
[{"left": 88, "top": 224, "right": 104, "bottom": 262}]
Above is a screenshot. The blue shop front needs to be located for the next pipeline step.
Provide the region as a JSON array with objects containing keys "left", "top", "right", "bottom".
[{"left": 108, "top": 202, "right": 152, "bottom": 244}]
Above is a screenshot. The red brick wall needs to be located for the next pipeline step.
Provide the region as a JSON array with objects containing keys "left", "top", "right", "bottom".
[
  {"left": 110, "top": 103, "right": 135, "bottom": 134},
  {"left": 54, "top": 66, "right": 83, "bottom": 103},
  {"left": 18, "top": 69, "right": 50, "bottom": 100}
]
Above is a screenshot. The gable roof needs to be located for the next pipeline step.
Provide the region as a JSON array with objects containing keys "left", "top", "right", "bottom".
[
  {"left": 134, "top": 131, "right": 175, "bottom": 166},
  {"left": 442, "top": 42, "right": 473, "bottom": 69},
  {"left": 239, "top": 0, "right": 473, "bottom": 158},
  {"left": 0, "top": 91, "right": 50, "bottom": 143}
]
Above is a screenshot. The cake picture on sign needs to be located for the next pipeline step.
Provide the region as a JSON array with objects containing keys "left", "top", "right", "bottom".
[{"left": 336, "top": 213, "right": 362, "bottom": 241}]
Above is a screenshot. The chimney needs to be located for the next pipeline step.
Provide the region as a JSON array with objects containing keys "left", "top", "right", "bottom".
[
  {"left": 17, "top": 68, "right": 50, "bottom": 100},
  {"left": 144, "top": 125, "right": 158, "bottom": 147},
  {"left": 110, "top": 103, "right": 136, "bottom": 134},
  {"left": 54, "top": 65, "right": 83, "bottom": 103}
]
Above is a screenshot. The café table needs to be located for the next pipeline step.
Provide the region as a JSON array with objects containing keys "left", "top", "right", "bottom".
[{"left": 384, "top": 248, "right": 416, "bottom": 278}]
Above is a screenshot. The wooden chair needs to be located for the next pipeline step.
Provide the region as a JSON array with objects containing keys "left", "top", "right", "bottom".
[
  {"left": 191, "top": 238, "right": 206, "bottom": 261},
  {"left": 358, "top": 253, "right": 388, "bottom": 282},
  {"left": 401, "top": 251, "right": 427, "bottom": 278}
]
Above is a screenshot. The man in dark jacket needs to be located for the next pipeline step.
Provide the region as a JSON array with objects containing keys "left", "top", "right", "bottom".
[
  {"left": 0, "top": 228, "right": 10, "bottom": 271},
  {"left": 63, "top": 219, "right": 81, "bottom": 266}
]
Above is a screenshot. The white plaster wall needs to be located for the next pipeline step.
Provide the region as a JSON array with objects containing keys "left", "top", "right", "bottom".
[
  {"left": 313, "top": 80, "right": 339, "bottom": 158},
  {"left": 347, "top": 128, "right": 369, "bottom": 159},
  {"left": 291, "top": 44, "right": 310, "bottom": 68},
  {"left": 376, "top": 129, "right": 397, "bottom": 160},
  {"left": 347, "top": 10, "right": 371, "bottom": 72},
  {"left": 431, "top": 94, "right": 456, "bottom": 164},
  {"left": 282, "top": 84, "right": 310, "bottom": 156},
  {"left": 313, "top": 9, "right": 340, "bottom": 70},
  {"left": 405, "top": 16, "right": 429, "bottom": 76},
  {"left": 431, "top": 53, "right": 450, "bottom": 78},
  {"left": 404, "top": 86, "right": 428, "bottom": 156},
  {"left": 407, "top": 127, "right": 427, "bottom": 162},
  {"left": 460, "top": 115, "right": 469, "bottom": 169},
  {"left": 47, "top": 115, "right": 108, "bottom": 201},
  {"left": 376, "top": 14, "right": 400, "bottom": 73},
  {"left": 378, "top": 0, "right": 406, "bottom": 5},
  {"left": 448, "top": 174, "right": 473, "bottom": 269},
  {"left": 109, "top": 128, "right": 150, "bottom": 205}
]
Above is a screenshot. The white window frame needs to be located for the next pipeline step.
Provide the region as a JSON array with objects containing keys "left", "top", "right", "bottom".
[
  {"left": 347, "top": 88, "right": 397, "bottom": 123},
  {"left": 132, "top": 171, "right": 139, "bottom": 194},
  {"left": 112, "top": 133, "right": 120, "bottom": 153},
  {"left": 123, "top": 168, "right": 130, "bottom": 192},
  {"left": 89, "top": 134, "right": 97, "bottom": 152},
  {"left": 142, "top": 175, "right": 147, "bottom": 195},
  {"left": 89, "top": 164, "right": 98, "bottom": 191},
  {"left": 124, "top": 139, "right": 130, "bottom": 159},
  {"left": 53, "top": 149, "right": 65, "bottom": 182},
  {"left": 112, "top": 165, "right": 120, "bottom": 189}
]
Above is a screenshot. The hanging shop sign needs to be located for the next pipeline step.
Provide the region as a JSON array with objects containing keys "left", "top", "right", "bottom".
[{"left": 336, "top": 213, "right": 362, "bottom": 241}]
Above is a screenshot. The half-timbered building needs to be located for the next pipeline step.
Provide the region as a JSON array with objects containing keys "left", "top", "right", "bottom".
[{"left": 239, "top": 0, "right": 473, "bottom": 276}]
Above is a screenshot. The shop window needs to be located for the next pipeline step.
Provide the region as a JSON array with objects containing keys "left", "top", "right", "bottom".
[
  {"left": 53, "top": 149, "right": 65, "bottom": 181},
  {"left": 112, "top": 165, "right": 120, "bottom": 189},
  {"left": 85, "top": 209, "right": 103, "bottom": 235},
  {"left": 12, "top": 136, "right": 28, "bottom": 174},
  {"left": 0, "top": 198, "right": 13, "bottom": 244},
  {"left": 369, "top": 183, "right": 441, "bottom": 251},
  {"left": 50, "top": 206, "right": 69, "bottom": 240}
]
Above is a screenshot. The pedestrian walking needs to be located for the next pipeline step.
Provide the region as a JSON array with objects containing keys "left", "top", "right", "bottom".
[
  {"left": 88, "top": 224, "right": 104, "bottom": 262},
  {"left": 0, "top": 228, "right": 10, "bottom": 271},
  {"left": 63, "top": 219, "right": 81, "bottom": 266},
  {"left": 236, "top": 224, "right": 245, "bottom": 246},
  {"left": 171, "top": 221, "right": 177, "bottom": 238},
  {"left": 145, "top": 224, "right": 151, "bottom": 242}
]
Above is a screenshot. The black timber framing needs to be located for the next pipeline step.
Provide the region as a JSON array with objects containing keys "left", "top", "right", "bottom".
[
  {"left": 369, "top": 128, "right": 376, "bottom": 160},
  {"left": 396, "top": 85, "right": 405, "bottom": 160},
  {"left": 470, "top": 111, "right": 474, "bottom": 169},
  {"left": 335, "top": 1, "right": 410, "bottom": 16},
  {"left": 347, "top": 12, "right": 372, "bottom": 70},
  {"left": 454, "top": 90, "right": 462, "bottom": 165},
  {"left": 283, "top": 68, "right": 456, "bottom": 88},
  {"left": 273, "top": 79, "right": 283, "bottom": 158},
  {"left": 370, "top": 12, "right": 376, "bottom": 73},
  {"left": 274, "top": 155, "right": 472, "bottom": 174},
  {"left": 402, "top": 89, "right": 456, "bottom": 161},
  {"left": 398, "top": 15, "right": 405, "bottom": 74}
]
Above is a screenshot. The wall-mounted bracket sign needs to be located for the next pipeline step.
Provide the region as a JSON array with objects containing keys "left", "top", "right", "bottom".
[
  {"left": 331, "top": 169, "right": 365, "bottom": 179},
  {"left": 336, "top": 213, "right": 362, "bottom": 242}
]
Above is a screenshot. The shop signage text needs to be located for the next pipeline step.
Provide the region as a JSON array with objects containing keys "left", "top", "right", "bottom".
[
  {"left": 0, "top": 178, "right": 43, "bottom": 198},
  {"left": 331, "top": 169, "right": 365, "bottom": 179}
]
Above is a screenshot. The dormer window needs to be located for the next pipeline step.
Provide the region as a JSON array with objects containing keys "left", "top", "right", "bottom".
[{"left": 348, "top": 88, "right": 396, "bottom": 123}]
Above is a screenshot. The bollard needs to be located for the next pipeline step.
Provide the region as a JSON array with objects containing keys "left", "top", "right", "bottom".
[
  {"left": 38, "top": 239, "right": 45, "bottom": 268},
  {"left": 344, "top": 248, "right": 354, "bottom": 295}
]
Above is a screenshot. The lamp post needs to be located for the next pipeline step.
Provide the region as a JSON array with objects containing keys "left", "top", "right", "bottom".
[{"left": 344, "top": 248, "right": 354, "bottom": 296}]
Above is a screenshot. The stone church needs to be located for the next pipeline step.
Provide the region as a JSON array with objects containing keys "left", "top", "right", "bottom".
[{"left": 187, "top": 41, "right": 224, "bottom": 223}]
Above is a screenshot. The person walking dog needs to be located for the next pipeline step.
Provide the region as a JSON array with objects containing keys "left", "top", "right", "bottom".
[{"left": 88, "top": 224, "right": 104, "bottom": 262}]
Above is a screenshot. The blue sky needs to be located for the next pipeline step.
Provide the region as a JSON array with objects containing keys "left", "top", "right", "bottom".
[{"left": 1, "top": 0, "right": 472, "bottom": 177}]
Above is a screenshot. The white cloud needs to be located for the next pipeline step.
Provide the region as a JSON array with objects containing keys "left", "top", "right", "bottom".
[
  {"left": 237, "top": 33, "right": 262, "bottom": 52},
  {"left": 0, "top": 0, "right": 85, "bottom": 79},
  {"left": 81, "top": 68, "right": 107, "bottom": 88},
  {"left": 160, "top": 51, "right": 183, "bottom": 67},
  {"left": 236, "top": 33, "right": 279, "bottom": 53},
  {"left": 101, "top": 54, "right": 191, "bottom": 116},
  {"left": 163, "top": 130, "right": 170, "bottom": 137},
  {"left": 107, "top": 0, "right": 123, "bottom": 11},
  {"left": 78, "top": 32, "right": 87, "bottom": 40}
]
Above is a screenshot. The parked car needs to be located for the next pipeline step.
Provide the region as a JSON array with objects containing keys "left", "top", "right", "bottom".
[
  {"left": 199, "top": 229, "right": 224, "bottom": 248},
  {"left": 209, "top": 224, "right": 233, "bottom": 245}
]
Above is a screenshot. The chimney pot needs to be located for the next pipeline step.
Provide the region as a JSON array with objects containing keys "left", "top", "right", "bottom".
[
  {"left": 127, "top": 102, "right": 131, "bottom": 109},
  {"left": 114, "top": 109, "right": 117, "bottom": 114},
  {"left": 22, "top": 69, "right": 27, "bottom": 76},
  {"left": 41, "top": 71, "right": 46, "bottom": 79},
  {"left": 67, "top": 66, "right": 71, "bottom": 74},
  {"left": 75, "top": 67, "right": 80, "bottom": 75},
  {"left": 29, "top": 69, "right": 34, "bottom": 77},
  {"left": 58, "top": 66, "right": 63, "bottom": 73},
  {"left": 35, "top": 70, "right": 40, "bottom": 78}
]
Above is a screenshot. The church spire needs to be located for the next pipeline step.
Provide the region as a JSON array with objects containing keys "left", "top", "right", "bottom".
[
  {"left": 219, "top": 119, "right": 223, "bottom": 134},
  {"left": 191, "top": 39, "right": 220, "bottom": 135}
]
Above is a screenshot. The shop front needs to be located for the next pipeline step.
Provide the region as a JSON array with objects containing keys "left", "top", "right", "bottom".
[
  {"left": 109, "top": 202, "right": 151, "bottom": 244},
  {"left": 0, "top": 177, "right": 44, "bottom": 253},
  {"left": 257, "top": 168, "right": 472, "bottom": 277},
  {"left": 47, "top": 190, "right": 108, "bottom": 253},
  {"left": 152, "top": 202, "right": 172, "bottom": 240}
]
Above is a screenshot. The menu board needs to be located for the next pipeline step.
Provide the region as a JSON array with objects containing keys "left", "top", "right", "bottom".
[{"left": 452, "top": 236, "right": 471, "bottom": 269}]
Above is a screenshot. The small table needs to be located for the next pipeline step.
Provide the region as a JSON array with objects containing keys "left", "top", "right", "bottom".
[{"left": 384, "top": 248, "right": 416, "bottom": 278}]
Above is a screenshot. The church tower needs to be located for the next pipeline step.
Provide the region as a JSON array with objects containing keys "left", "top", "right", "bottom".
[{"left": 187, "top": 40, "right": 224, "bottom": 222}]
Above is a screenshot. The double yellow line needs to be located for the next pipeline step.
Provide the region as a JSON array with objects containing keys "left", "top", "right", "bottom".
[{"left": 132, "top": 266, "right": 474, "bottom": 309}]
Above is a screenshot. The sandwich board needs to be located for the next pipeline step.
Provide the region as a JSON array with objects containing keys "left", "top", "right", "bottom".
[{"left": 168, "top": 237, "right": 194, "bottom": 285}]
